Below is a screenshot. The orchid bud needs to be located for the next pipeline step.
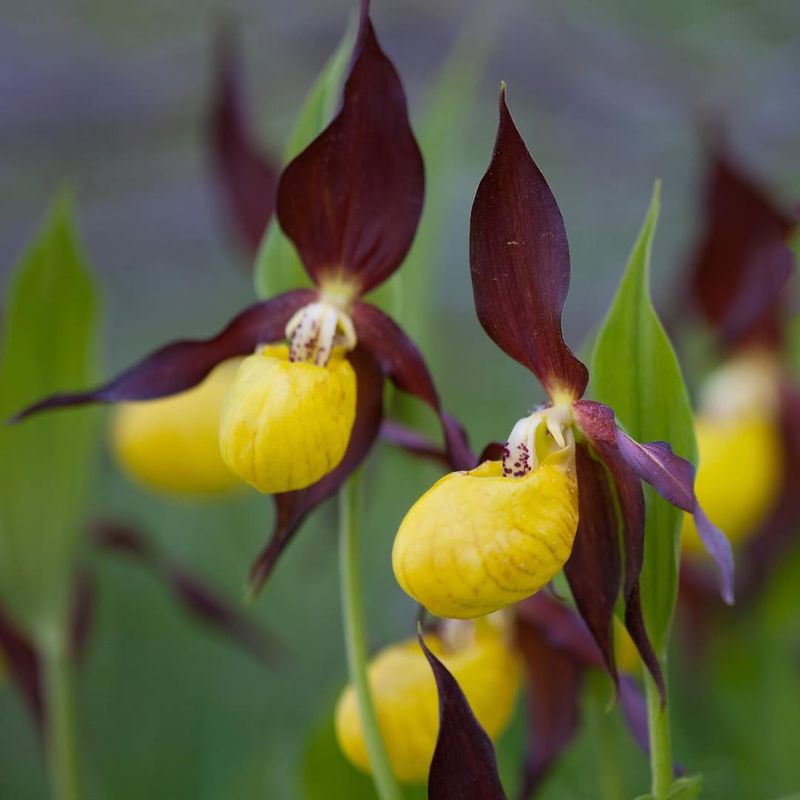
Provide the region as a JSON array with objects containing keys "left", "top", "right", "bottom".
[
  {"left": 334, "top": 617, "right": 521, "bottom": 783},
  {"left": 219, "top": 343, "right": 356, "bottom": 493},
  {"left": 111, "top": 358, "right": 242, "bottom": 496},
  {"left": 393, "top": 408, "right": 579, "bottom": 618}
]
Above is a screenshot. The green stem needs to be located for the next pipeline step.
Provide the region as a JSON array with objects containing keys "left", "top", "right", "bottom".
[
  {"left": 338, "top": 472, "right": 403, "bottom": 800},
  {"left": 42, "top": 641, "right": 82, "bottom": 800},
  {"left": 644, "top": 665, "right": 673, "bottom": 800},
  {"left": 586, "top": 673, "right": 625, "bottom": 800}
]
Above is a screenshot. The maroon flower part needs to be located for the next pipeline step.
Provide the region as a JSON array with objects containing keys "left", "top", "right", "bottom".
[
  {"left": 676, "top": 144, "right": 799, "bottom": 618},
  {"left": 209, "top": 22, "right": 278, "bottom": 257},
  {"left": 683, "top": 145, "right": 796, "bottom": 351},
  {"left": 464, "top": 87, "right": 733, "bottom": 696},
  {"left": 12, "top": 0, "right": 470, "bottom": 598}
]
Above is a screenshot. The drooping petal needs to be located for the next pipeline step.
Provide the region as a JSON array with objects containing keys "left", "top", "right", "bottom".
[
  {"left": 592, "top": 441, "right": 664, "bottom": 698},
  {"left": 469, "top": 87, "right": 588, "bottom": 399},
  {"left": 248, "top": 346, "right": 384, "bottom": 595},
  {"left": 352, "top": 301, "right": 474, "bottom": 470},
  {"left": 514, "top": 598, "right": 591, "bottom": 796},
  {"left": 91, "top": 521, "right": 279, "bottom": 667},
  {"left": 12, "top": 290, "right": 313, "bottom": 422},
  {"left": 685, "top": 148, "right": 795, "bottom": 350},
  {"left": 618, "top": 675, "right": 649, "bottom": 756},
  {"left": 379, "top": 419, "right": 451, "bottom": 468},
  {"left": 564, "top": 443, "right": 621, "bottom": 682},
  {"left": 0, "top": 604, "right": 42, "bottom": 730},
  {"left": 616, "top": 431, "right": 734, "bottom": 604},
  {"left": 209, "top": 23, "right": 278, "bottom": 256},
  {"left": 419, "top": 632, "right": 507, "bottom": 800},
  {"left": 275, "top": 5, "right": 424, "bottom": 294}
]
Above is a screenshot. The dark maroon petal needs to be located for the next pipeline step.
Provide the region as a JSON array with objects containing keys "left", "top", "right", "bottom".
[
  {"left": 468, "top": 87, "right": 588, "bottom": 399},
  {"left": 92, "top": 520, "right": 278, "bottom": 667},
  {"left": 478, "top": 441, "right": 505, "bottom": 464},
  {"left": 593, "top": 441, "right": 664, "bottom": 698},
  {"left": 572, "top": 400, "right": 617, "bottom": 445},
  {"left": 685, "top": 148, "right": 795, "bottom": 350},
  {"left": 514, "top": 593, "right": 601, "bottom": 668},
  {"left": 209, "top": 23, "right": 278, "bottom": 256},
  {"left": 248, "top": 346, "right": 384, "bottom": 595},
  {"left": 352, "top": 301, "right": 474, "bottom": 470},
  {"left": 616, "top": 431, "right": 734, "bottom": 604},
  {"left": 12, "top": 290, "right": 313, "bottom": 422},
  {"left": 419, "top": 632, "right": 507, "bottom": 800},
  {"left": 564, "top": 443, "right": 621, "bottom": 683},
  {"left": 275, "top": 8, "right": 424, "bottom": 294},
  {"left": 0, "top": 604, "right": 42, "bottom": 731},
  {"left": 514, "top": 607, "right": 586, "bottom": 797},
  {"left": 379, "top": 419, "right": 450, "bottom": 469}
]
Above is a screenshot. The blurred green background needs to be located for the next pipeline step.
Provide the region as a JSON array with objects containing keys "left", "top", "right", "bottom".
[{"left": 1, "top": 0, "right": 799, "bottom": 797}]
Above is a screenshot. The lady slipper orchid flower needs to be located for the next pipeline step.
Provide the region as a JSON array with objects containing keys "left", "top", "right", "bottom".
[
  {"left": 393, "top": 87, "right": 734, "bottom": 692},
  {"left": 334, "top": 615, "right": 521, "bottom": 784},
  {"left": 12, "top": 1, "right": 471, "bottom": 596},
  {"left": 675, "top": 145, "right": 798, "bottom": 602},
  {"left": 111, "top": 358, "right": 244, "bottom": 496}
]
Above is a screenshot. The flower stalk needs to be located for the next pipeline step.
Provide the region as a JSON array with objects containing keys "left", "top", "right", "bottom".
[
  {"left": 338, "top": 471, "right": 403, "bottom": 800},
  {"left": 42, "top": 637, "right": 82, "bottom": 800},
  {"left": 644, "top": 664, "right": 673, "bottom": 799}
]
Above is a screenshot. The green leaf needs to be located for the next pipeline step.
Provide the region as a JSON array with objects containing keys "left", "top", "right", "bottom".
[
  {"left": 667, "top": 775, "right": 703, "bottom": 799},
  {"left": 591, "top": 182, "right": 696, "bottom": 654},
  {"left": 253, "top": 17, "right": 356, "bottom": 299},
  {"left": 0, "top": 192, "right": 99, "bottom": 644}
]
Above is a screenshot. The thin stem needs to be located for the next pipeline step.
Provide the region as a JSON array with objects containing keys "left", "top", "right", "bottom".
[
  {"left": 338, "top": 471, "right": 403, "bottom": 800},
  {"left": 42, "top": 641, "right": 82, "bottom": 800},
  {"left": 644, "top": 665, "right": 673, "bottom": 800},
  {"left": 586, "top": 673, "right": 625, "bottom": 800}
]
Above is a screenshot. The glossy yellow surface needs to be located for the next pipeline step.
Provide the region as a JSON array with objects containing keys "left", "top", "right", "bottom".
[
  {"left": 393, "top": 454, "right": 579, "bottom": 618},
  {"left": 614, "top": 619, "right": 640, "bottom": 675},
  {"left": 219, "top": 344, "right": 356, "bottom": 493},
  {"left": 335, "top": 620, "right": 521, "bottom": 783},
  {"left": 111, "top": 359, "right": 242, "bottom": 496},
  {"left": 682, "top": 413, "right": 780, "bottom": 555}
]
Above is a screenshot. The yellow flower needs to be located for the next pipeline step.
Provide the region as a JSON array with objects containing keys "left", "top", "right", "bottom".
[
  {"left": 393, "top": 415, "right": 578, "bottom": 619},
  {"left": 681, "top": 412, "right": 780, "bottom": 554},
  {"left": 335, "top": 618, "right": 521, "bottom": 783},
  {"left": 111, "top": 358, "right": 242, "bottom": 496},
  {"left": 219, "top": 344, "right": 356, "bottom": 493}
]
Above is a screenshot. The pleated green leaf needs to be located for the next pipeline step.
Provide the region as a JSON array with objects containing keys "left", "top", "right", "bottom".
[
  {"left": 0, "top": 193, "right": 99, "bottom": 643},
  {"left": 591, "top": 182, "right": 696, "bottom": 653}
]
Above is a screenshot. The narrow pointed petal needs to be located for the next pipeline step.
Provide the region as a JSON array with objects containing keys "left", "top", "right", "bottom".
[
  {"left": 68, "top": 573, "right": 95, "bottom": 664},
  {"left": 276, "top": 10, "right": 424, "bottom": 294},
  {"left": 12, "top": 290, "right": 313, "bottom": 422},
  {"left": 564, "top": 443, "right": 621, "bottom": 682},
  {"left": 352, "top": 302, "right": 474, "bottom": 470},
  {"left": 593, "top": 441, "right": 664, "bottom": 698},
  {"left": 616, "top": 431, "right": 734, "bottom": 604},
  {"left": 618, "top": 675, "right": 649, "bottom": 756},
  {"left": 0, "top": 604, "right": 42, "bottom": 730},
  {"left": 469, "top": 88, "right": 588, "bottom": 399},
  {"left": 686, "top": 149, "right": 795, "bottom": 349},
  {"left": 514, "top": 607, "right": 586, "bottom": 797},
  {"left": 209, "top": 23, "right": 278, "bottom": 255},
  {"left": 379, "top": 419, "right": 450, "bottom": 468},
  {"left": 248, "top": 346, "right": 384, "bottom": 595},
  {"left": 92, "top": 521, "right": 279, "bottom": 667},
  {"left": 419, "top": 632, "right": 507, "bottom": 800}
]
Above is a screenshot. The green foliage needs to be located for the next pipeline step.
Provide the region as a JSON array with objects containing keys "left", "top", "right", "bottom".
[
  {"left": 667, "top": 776, "right": 703, "bottom": 799},
  {"left": 591, "top": 182, "right": 696, "bottom": 654},
  {"left": 253, "top": 17, "right": 355, "bottom": 299},
  {"left": 0, "top": 193, "right": 99, "bottom": 645}
]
